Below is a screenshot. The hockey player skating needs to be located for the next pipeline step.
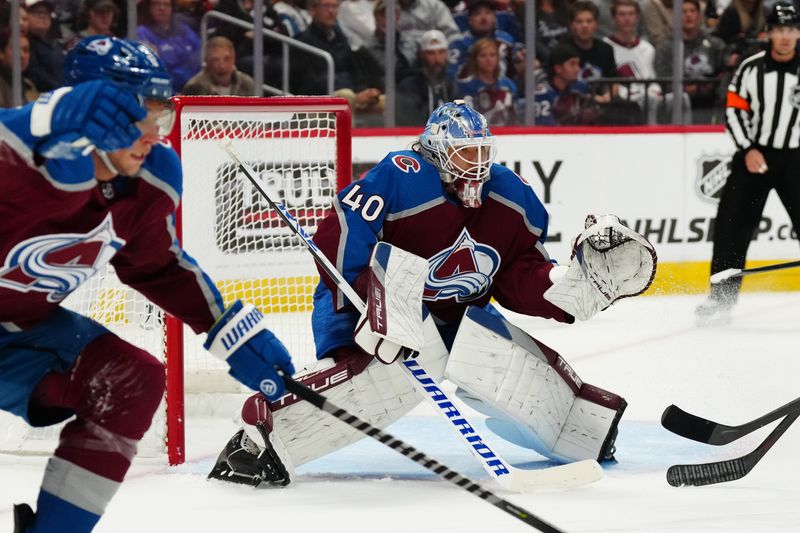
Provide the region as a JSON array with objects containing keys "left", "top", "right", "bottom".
[
  {"left": 0, "top": 36, "right": 295, "bottom": 532},
  {"left": 209, "top": 100, "right": 657, "bottom": 487}
]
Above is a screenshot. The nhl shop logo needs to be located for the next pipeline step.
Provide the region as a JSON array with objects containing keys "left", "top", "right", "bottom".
[
  {"left": 791, "top": 86, "right": 800, "bottom": 109},
  {"left": 695, "top": 154, "right": 731, "bottom": 204}
]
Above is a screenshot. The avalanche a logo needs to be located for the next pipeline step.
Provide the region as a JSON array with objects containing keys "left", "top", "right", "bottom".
[
  {"left": 696, "top": 154, "right": 732, "bottom": 203},
  {"left": 0, "top": 214, "right": 126, "bottom": 302},
  {"left": 423, "top": 229, "right": 501, "bottom": 303}
]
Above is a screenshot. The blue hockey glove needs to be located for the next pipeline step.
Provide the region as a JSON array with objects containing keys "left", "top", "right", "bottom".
[
  {"left": 204, "top": 301, "right": 296, "bottom": 401},
  {"left": 31, "top": 81, "right": 147, "bottom": 159}
]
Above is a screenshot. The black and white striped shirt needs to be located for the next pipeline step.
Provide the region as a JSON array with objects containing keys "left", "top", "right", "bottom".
[{"left": 726, "top": 49, "right": 800, "bottom": 151}]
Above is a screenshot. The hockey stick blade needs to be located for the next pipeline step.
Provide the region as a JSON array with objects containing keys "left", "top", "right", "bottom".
[
  {"left": 223, "top": 143, "right": 599, "bottom": 493},
  {"left": 661, "top": 395, "right": 800, "bottom": 445},
  {"left": 709, "top": 268, "right": 741, "bottom": 284},
  {"left": 281, "top": 374, "right": 567, "bottom": 533},
  {"left": 710, "top": 260, "right": 800, "bottom": 284},
  {"left": 666, "top": 410, "right": 800, "bottom": 487}
]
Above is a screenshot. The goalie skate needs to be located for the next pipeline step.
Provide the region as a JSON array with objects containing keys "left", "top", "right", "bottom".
[{"left": 207, "top": 428, "right": 290, "bottom": 488}]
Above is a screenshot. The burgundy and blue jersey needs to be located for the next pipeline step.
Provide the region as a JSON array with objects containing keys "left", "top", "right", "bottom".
[
  {"left": 311, "top": 149, "right": 571, "bottom": 358},
  {"left": 0, "top": 104, "right": 224, "bottom": 336}
]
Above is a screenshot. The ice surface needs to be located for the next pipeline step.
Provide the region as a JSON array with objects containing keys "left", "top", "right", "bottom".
[{"left": 2, "top": 293, "right": 798, "bottom": 532}]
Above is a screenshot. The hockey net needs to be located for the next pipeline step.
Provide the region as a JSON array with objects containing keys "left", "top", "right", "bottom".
[{"left": 0, "top": 96, "right": 352, "bottom": 464}]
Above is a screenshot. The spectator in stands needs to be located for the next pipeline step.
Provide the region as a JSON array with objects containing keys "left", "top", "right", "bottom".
[
  {"left": 25, "top": 0, "right": 64, "bottom": 92},
  {"left": 396, "top": 29, "right": 461, "bottom": 125},
  {"left": 604, "top": 0, "right": 661, "bottom": 123},
  {"left": 210, "top": 0, "right": 288, "bottom": 82},
  {"left": 0, "top": 2, "right": 30, "bottom": 35},
  {"left": 458, "top": 37, "right": 517, "bottom": 124},
  {"left": 713, "top": 0, "right": 766, "bottom": 65},
  {"left": 656, "top": 0, "right": 727, "bottom": 123},
  {"left": 363, "top": 0, "right": 415, "bottom": 73},
  {"left": 182, "top": 35, "right": 255, "bottom": 95},
  {"left": 397, "top": 0, "right": 460, "bottom": 56},
  {"left": 0, "top": 30, "right": 39, "bottom": 108},
  {"left": 535, "top": 0, "right": 571, "bottom": 51},
  {"left": 338, "top": 0, "right": 375, "bottom": 48},
  {"left": 530, "top": 42, "right": 601, "bottom": 125},
  {"left": 274, "top": 0, "right": 310, "bottom": 37},
  {"left": 292, "top": 0, "right": 384, "bottom": 115},
  {"left": 564, "top": 1, "right": 616, "bottom": 98},
  {"left": 455, "top": 0, "right": 522, "bottom": 42},
  {"left": 65, "top": 0, "right": 120, "bottom": 48},
  {"left": 642, "top": 0, "right": 673, "bottom": 48},
  {"left": 448, "top": 0, "right": 518, "bottom": 80},
  {"left": 174, "top": 0, "right": 206, "bottom": 32},
  {"left": 137, "top": 0, "right": 201, "bottom": 92}
]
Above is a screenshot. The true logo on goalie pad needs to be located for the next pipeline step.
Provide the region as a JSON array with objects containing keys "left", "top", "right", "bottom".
[{"left": 423, "top": 228, "right": 501, "bottom": 303}]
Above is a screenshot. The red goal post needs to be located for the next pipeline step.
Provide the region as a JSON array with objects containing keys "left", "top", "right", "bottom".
[{"left": 164, "top": 96, "right": 352, "bottom": 464}]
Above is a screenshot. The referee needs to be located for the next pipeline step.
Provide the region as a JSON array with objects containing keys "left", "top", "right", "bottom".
[{"left": 697, "top": 2, "right": 800, "bottom": 324}]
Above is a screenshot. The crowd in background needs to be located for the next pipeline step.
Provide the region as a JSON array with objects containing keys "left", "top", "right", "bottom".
[{"left": 0, "top": 0, "right": 784, "bottom": 125}]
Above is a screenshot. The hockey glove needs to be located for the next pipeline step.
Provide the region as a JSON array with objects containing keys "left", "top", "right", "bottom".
[
  {"left": 204, "top": 301, "right": 296, "bottom": 401},
  {"left": 31, "top": 81, "right": 146, "bottom": 159},
  {"left": 353, "top": 242, "right": 427, "bottom": 365},
  {"left": 544, "top": 214, "right": 657, "bottom": 320}
]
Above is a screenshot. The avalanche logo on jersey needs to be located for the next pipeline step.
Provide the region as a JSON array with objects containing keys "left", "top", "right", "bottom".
[
  {"left": 423, "top": 228, "right": 501, "bottom": 303},
  {"left": 0, "top": 214, "right": 126, "bottom": 302}
]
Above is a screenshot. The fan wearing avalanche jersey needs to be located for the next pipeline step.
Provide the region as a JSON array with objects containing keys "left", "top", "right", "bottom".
[
  {"left": 0, "top": 36, "right": 295, "bottom": 532},
  {"left": 209, "top": 100, "right": 657, "bottom": 488}
]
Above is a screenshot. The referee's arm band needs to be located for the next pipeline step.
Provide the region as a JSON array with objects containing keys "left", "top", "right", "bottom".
[{"left": 726, "top": 91, "right": 751, "bottom": 112}]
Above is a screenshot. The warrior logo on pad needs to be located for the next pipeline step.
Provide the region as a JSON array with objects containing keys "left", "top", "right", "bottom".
[
  {"left": 423, "top": 228, "right": 500, "bottom": 303},
  {"left": 0, "top": 214, "right": 126, "bottom": 302}
]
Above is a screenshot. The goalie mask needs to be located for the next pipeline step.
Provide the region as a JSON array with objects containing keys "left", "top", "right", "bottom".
[{"left": 418, "top": 100, "right": 497, "bottom": 208}]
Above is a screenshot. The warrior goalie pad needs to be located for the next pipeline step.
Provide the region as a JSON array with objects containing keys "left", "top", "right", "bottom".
[
  {"left": 544, "top": 214, "right": 657, "bottom": 321},
  {"left": 445, "top": 306, "right": 626, "bottom": 463},
  {"left": 239, "top": 316, "right": 449, "bottom": 473},
  {"left": 354, "top": 242, "right": 428, "bottom": 364}
]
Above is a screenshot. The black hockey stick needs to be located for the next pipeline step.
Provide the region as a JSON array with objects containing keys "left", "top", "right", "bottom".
[
  {"left": 666, "top": 409, "right": 800, "bottom": 487},
  {"left": 280, "top": 374, "right": 566, "bottom": 532},
  {"left": 710, "top": 259, "right": 800, "bottom": 284},
  {"left": 661, "top": 395, "right": 800, "bottom": 445}
]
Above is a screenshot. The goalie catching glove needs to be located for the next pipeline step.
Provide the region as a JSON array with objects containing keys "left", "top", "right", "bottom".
[
  {"left": 204, "top": 301, "right": 296, "bottom": 400},
  {"left": 354, "top": 242, "right": 428, "bottom": 364},
  {"left": 544, "top": 214, "right": 656, "bottom": 321}
]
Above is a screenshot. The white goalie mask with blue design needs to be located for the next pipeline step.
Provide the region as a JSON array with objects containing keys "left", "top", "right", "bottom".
[{"left": 418, "top": 100, "right": 497, "bottom": 208}]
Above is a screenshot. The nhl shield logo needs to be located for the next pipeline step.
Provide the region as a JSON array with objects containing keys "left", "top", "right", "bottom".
[{"left": 696, "top": 154, "right": 731, "bottom": 203}]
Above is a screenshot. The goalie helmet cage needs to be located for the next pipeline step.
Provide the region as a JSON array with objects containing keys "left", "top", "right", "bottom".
[{"left": 164, "top": 96, "right": 353, "bottom": 465}]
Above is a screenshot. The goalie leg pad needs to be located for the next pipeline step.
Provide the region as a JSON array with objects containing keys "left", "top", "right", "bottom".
[
  {"left": 446, "top": 306, "right": 625, "bottom": 462},
  {"left": 225, "top": 318, "right": 449, "bottom": 477}
]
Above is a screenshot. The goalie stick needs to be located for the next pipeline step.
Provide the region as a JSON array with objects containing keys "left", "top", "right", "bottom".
[
  {"left": 666, "top": 410, "right": 800, "bottom": 487},
  {"left": 221, "top": 143, "right": 602, "bottom": 492},
  {"left": 710, "top": 259, "right": 800, "bottom": 284},
  {"left": 280, "top": 373, "right": 566, "bottom": 532},
  {"left": 661, "top": 395, "right": 800, "bottom": 445}
]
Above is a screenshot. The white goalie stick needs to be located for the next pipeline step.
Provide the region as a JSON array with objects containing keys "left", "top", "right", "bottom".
[{"left": 220, "top": 143, "right": 603, "bottom": 492}]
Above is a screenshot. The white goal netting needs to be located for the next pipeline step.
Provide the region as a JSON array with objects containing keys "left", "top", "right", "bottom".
[{"left": 0, "top": 97, "right": 351, "bottom": 461}]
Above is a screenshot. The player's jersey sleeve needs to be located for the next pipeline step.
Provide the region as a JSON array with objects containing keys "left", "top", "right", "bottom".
[
  {"left": 0, "top": 104, "right": 97, "bottom": 191},
  {"left": 111, "top": 145, "right": 225, "bottom": 333},
  {"left": 488, "top": 166, "right": 573, "bottom": 323}
]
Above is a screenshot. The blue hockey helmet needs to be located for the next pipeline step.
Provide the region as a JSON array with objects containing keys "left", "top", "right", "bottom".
[
  {"left": 418, "top": 100, "right": 496, "bottom": 208},
  {"left": 63, "top": 36, "right": 175, "bottom": 138}
]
